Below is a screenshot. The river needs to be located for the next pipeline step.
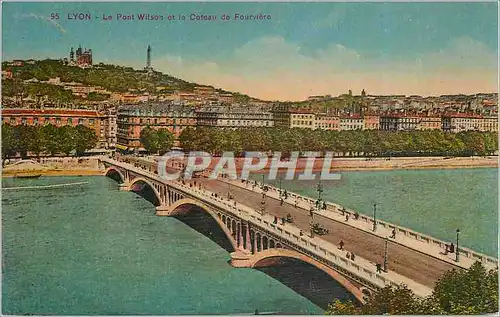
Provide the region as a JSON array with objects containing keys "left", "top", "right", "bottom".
[
  {"left": 2, "top": 168, "right": 497, "bottom": 314},
  {"left": 255, "top": 167, "right": 498, "bottom": 257}
]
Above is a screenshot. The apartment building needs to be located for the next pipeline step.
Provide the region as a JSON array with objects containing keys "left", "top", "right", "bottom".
[
  {"left": 289, "top": 110, "right": 315, "bottom": 129},
  {"left": 1, "top": 108, "right": 110, "bottom": 148},
  {"left": 116, "top": 103, "right": 196, "bottom": 151},
  {"left": 196, "top": 106, "right": 274, "bottom": 128},
  {"left": 340, "top": 114, "right": 364, "bottom": 130}
]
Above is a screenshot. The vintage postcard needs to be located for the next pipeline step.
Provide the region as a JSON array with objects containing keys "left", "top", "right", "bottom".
[{"left": 1, "top": 1, "right": 498, "bottom": 315}]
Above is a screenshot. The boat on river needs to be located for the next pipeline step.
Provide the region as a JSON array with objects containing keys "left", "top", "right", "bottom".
[{"left": 14, "top": 174, "right": 42, "bottom": 179}]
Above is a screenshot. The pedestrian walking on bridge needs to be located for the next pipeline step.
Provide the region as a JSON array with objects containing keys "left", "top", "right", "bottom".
[{"left": 338, "top": 240, "right": 344, "bottom": 250}]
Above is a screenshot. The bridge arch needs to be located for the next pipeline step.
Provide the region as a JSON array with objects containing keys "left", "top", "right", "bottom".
[
  {"left": 167, "top": 198, "right": 238, "bottom": 252},
  {"left": 248, "top": 248, "right": 365, "bottom": 303},
  {"left": 104, "top": 166, "right": 125, "bottom": 184},
  {"left": 128, "top": 177, "right": 162, "bottom": 206}
]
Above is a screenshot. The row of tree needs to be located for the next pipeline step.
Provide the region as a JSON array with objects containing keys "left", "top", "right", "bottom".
[
  {"left": 326, "top": 262, "right": 498, "bottom": 315},
  {"left": 1, "top": 123, "right": 98, "bottom": 159},
  {"left": 178, "top": 127, "right": 498, "bottom": 157}
]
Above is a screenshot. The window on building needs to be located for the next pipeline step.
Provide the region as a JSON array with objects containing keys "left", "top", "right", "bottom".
[
  {"left": 89, "top": 119, "right": 94, "bottom": 125},
  {"left": 21, "top": 117, "right": 27, "bottom": 124},
  {"left": 56, "top": 118, "right": 61, "bottom": 125},
  {"left": 67, "top": 118, "right": 72, "bottom": 125},
  {"left": 78, "top": 118, "right": 84, "bottom": 125}
]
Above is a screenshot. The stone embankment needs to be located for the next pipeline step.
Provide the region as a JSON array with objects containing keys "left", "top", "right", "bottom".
[{"left": 2, "top": 157, "right": 104, "bottom": 177}]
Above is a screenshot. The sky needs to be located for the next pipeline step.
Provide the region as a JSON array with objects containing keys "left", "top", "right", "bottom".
[{"left": 2, "top": 2, "right": 498, "bottom": 101}]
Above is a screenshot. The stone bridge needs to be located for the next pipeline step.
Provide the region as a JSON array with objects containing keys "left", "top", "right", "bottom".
[{"left": 100, "top": 157, "right": 433, "bottom": 304}]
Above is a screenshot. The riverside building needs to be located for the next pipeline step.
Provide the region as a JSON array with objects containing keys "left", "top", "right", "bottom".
[
  {"left": 116, "top": 103, "right": 196, "bottom": 152},
  {"left": 1, "top": 108, "right": 109, "bottom": 148}
]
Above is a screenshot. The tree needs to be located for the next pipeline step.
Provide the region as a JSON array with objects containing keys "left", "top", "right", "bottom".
[
  {"left": 360, "top": 284, "right": 423, "bottom": 315},
  {"left": 59, "top": 126, "right": 76, "bottom": 156},
  {"left": 179, "top": 126, "right": 197, "bottom": 152},
  {"left": 24, "top": 125, "right": 44, "bottom": 158},
  {"left": 1, "top": 123, "right": 16, "bottom": 163},
  {"left": 156, "top": 128, "right": 174, "bottom": 155},
  {"left": 140, "top": 126, "right": 159, "bottom": 154},
  {"left": 325, "top": 300, "right": 360, "bottom": 315},
  {"left": 325, "top": 262, "right": 498, "bottom": 315},
  {"left": 41, "top": 124, "right": 61, "bottom": 156},
  {"left": 74, "top": 125, "right": 98, "bottom": 156},
  {"left": 429, "top": 262, "right": 498, "bottom": 314},
  {"left": 15, "top": 125, "right": 35, "bottom": 158}
]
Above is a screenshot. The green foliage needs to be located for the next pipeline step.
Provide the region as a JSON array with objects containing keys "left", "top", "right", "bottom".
[
  {"left": 41, "top": 124, "right": 60, "bottom": 156},
  {"left": 8, "top": 59, "right": 253, "bottom": 102},
  {"left": 360, "top": 284, "right": 423, "bottom": 315},
  {"left": 140, "top": 126, "right": 174, "bottom": 154},
  {"left": 2, "top": 124, "right": 16, "bottom": 160},
  {"left": 325, "top": 262, "right": 499, "bottom": 315},
  {"left": 87, "top": 92, "right": 110, "bottom": 101},
  {"left": 156, "top": 128, "right": 175, "bottom": 155},
  {"left": 325, "top": 299, "right": 360, "bottom": 315},
  {"left": 178, "top": 128, "right": 498, "bottom": 157},
  {"left": 430, "top": 262, "right": 499, "bottom": 314},
  {"left": 178, "top": 127, "right": 197, "bottom": 152},
  {"left": 74, "top": 125, "right": 98, "bottom": 156},
  {"left": 2, "top": 123, "right": 98, "bottom": 157}
]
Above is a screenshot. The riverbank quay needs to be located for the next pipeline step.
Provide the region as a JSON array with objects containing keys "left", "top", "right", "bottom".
[
  {"left": 218, "top": 177, "right": 498, "bottom": 271},
  {"left": 2, "top": 157, "right": 104, "bottom": 177}
]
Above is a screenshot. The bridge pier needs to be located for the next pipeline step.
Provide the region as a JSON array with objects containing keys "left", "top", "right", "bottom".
[
  {"left": 230, "top": 251, "right": 253, "bottom": 268},
  {"left": 156, "top": 205, "right": 171, "bottom": 216},
  {"left": 119, "top": 183, "right": 130, "bottom": 191}
]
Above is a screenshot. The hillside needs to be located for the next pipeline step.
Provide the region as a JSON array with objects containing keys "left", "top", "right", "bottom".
[{"left": 2, "top": 59, "right": 255, "bottom": 103}]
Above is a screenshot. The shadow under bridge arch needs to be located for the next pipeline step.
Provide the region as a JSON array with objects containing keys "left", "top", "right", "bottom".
[
  {"left": 104, "top": 166, "right": 125, "bottom": 184},
  {"left": 128, "top": 177, "right": 162, "bottom": 207},
  {"left": 249, "top": 248, "right": 365, "bottom": 308},
  {"left": 168, "top": 198, "right": 238, "bottom": 253}
]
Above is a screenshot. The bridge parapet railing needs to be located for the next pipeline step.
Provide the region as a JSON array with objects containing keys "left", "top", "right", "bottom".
[
  {"left": 221, "top": 176, "right": 498, "bottom": 267},
  {"left": 184, "top": 186, "right": 431, "bottom": 297},
  {"left": 243, "top": 210, "right": 430, "bottom": 298},
  {"left": 328, "top": 203, "right": 498, "bottom": 267}
]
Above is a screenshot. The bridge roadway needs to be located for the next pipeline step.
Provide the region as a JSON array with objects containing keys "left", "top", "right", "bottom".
[{"left": 194, "top": 178, "right": 455, "bottom": 289}]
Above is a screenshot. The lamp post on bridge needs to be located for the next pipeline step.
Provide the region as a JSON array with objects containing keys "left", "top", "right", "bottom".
[
  {"left": 316, "top": 180, "right": 323, "bottom": 211},
  {"left": 260, "top": 191, "right": 267, "bottom": 215},
  {"left": 455, "top": 228, "right": 460, "bottom": 262},
  {"left": 278, "top": 177, "right": 283, "bottom": 199},
  {"left": 372, "top": 203, "right": 377, "bottom": 232},
  {"left": 384, "top": 236, "right": 389, "bottom": 272}
]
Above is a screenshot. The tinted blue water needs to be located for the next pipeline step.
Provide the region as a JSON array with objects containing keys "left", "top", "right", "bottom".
[
  {"left": 2, "top": 176, "right": 323, "bottom": 315},
  {"left": 259, "top": 168, "right": 498, "bottom": 257},
  {"left": 3, "top": 168, "right": 497, "bottom": 315}
]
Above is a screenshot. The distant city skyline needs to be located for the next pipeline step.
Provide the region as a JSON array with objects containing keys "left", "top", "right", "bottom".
[{"left": 2, "top": 2, "right": 498, "bottom": 101}]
